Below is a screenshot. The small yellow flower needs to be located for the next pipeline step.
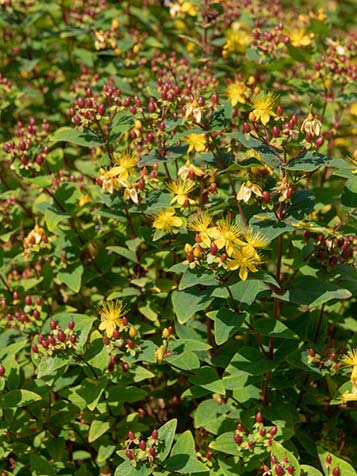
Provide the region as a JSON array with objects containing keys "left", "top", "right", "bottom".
[
  {"left": 184, "top": 134, "right": 206, "bottom": 153},
  {"left": 250, "top": 92, "right": 278, "bottom": 126},
  {"left": 23, "top": 224, "right": 46, "bottom": 249},
  {"left": 237, "top": 181, "right": 263, "bottom": 203},
  {"left": 185, "top": 100, "right": 203, "bottom": 123},
  {"left": 289, "top": 29, "right": 313, "bottom": 47},
  {"left": 98, "top": 164, "right": 133, "bottom": 193},
  {"left": 226, "top": 246, "right": 262, "bottom": 281},
  {"left": 178, "top": 160, "right": 205, "bottom": 180},
  {"left": 210, "top": 217, "right": 244, "bottom": 257},
  {"left": 301, "top": 110, "right": 322, "bottom": 136},
  {"left": 226, "top": 81, "right": 247, "bottom": 106},
  {"left": 244, "top": 229, "right": 270, "bottom": 249},
  {"left": 341, "top": 349, "right": 357, "bottom": 367},
  {"left": 168, "top": 179, "right": 196, "bottom": 207},
  {"left": 114, "top": 150, "right": 138, "bottom": 175},
  {"left": 98, "top": 300, "right": 126, "bottom": 338},
  {"left": 152, "top": 208, "right": 183, "bottom": 233},
  {"left": 188, "top": 211, "right": 216, "bottom": 247},
  {"left": 224, "top": 23, "right": 251, "bottom": 54}
]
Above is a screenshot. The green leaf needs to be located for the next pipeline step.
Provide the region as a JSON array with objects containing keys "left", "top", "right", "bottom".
[
  {"left": 157, "top": 418, "right": 178, "bottom": 461},
  {"left": 209, "top": 432, "right": 241, "bottom": 456},
  {"left": 106, "top": 245, "right": 139, "bottom": 263},
  {"left": 300, "top": 465, "right": 324, "bottom": 476},
  {"left": 189, "top": 366, "right": 225, "bottom": 395},
  {"left": 253, "top": 319, "right": 298, "bottom": 339},
  {"left": 88, "top": 420, "right": 110, "bottom": 443},
  {"left": 330, "top": 380, "right": 352, "bottom": 405},
  {"left": 30, "top": 454, "right": 56, "bottom": 476},
  {"left": 226, "top": 347, "right": 275, "bottom": 376},
  {"left": 109, "top": 112, "right": 134, "bottom": 141},
  {"left": 0, "top": 389, "right": 42, "bottom": 409},
  {"left": 57, "top": 264, "right": 84, "bottom": 293},
  {"left": 44, "top": 206, "right": 70, "bottom": 232},
  {"left": 51, "top": 127, "right": 104, "bottom": 147},
  {"left": 342, "top": 178, "right": 357, "bottom": 209},
  {"left": 37, "top": 355, "right": 73, "bottom": 379},
  {"left": 277, "top": 276, "right": 351, "bottom": 308},
  {"left": 318, "top": 447, "right": 357, "bottom": 476},
  {"left": 97, "top": 444, "right": 116, "bottom": 464},
  {"left": 214, "top": 280, "right": 269, "bottom": 307},
  {"left": 286, "top": 152, "right": 331, "bottom": 172},
  {"left": 69, "top": 377, "right": 108, "bottom": 411},
  {"left": 165, "top": 350, "right": 200, "bottom": 370},
  {"left": 165, "top": 430, "right": 209, "bottom": 473},
  {"left": 107, "top": 386, "right": 148, "bottom": 404},
  {"left": 171, "top": 288, "right": 214, "bottom": 324},
  {"left": 226, "top": 132, "right": 282, "bottom": 169},
  {"left": 179, "top": 268, "right": 218, "bottom": 290},
  {"left": 114, "top": 460, "right": 152, "bottom": 476},
  {"left": 207, "top": 308, "right": 245, "bottom": 345}
]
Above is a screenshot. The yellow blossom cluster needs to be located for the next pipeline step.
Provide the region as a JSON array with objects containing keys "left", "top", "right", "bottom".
[
  {"left": 97, "top": 150, "right": 139, "bottom": 203},
  {"left": 185, "top": 212, "right": 270, "bottom": 280},
  {"left": 340, "top": 349, "right": 357, "bottom": 403}
]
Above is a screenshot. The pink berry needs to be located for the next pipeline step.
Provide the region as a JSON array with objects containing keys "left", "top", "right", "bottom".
[{"left": 275, "top": 464, "right": 284, "bottom": 476}]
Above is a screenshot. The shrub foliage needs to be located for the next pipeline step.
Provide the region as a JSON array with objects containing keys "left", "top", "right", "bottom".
[{"left": 0, "top": 1, "right": 356, "bottom": 475}]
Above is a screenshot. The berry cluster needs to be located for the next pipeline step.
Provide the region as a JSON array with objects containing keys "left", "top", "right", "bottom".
[
  {"left": 270, "top": 455, "right": 295, "bottom": 476},
  {"left": 33, "top": 319, "right": 77, "bottom": 355},
  {"left": 2, "top": 117, "right": 50, "bottom": 170},
  {"left": 0, "top": 293, "right": 43, "bottom": 331},
  {"left": 125, "top": 428, "right": 159, "bottom": 466},
  {"left": 233, "top": 412, "right": 278, "bottom": 452},
  {"left": 304, "top": 232, "right": 356, "bottom": 269}
]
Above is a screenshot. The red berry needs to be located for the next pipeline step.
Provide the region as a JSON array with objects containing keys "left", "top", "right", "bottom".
[
  {"left": 151, "top": 429, "right": 158, "bottom": 439},
  {"left": 0, "top": 365, "right": 5, "bottom": 376},
  {"left": 12, "top": 291, "right": 20, "bottom": 301},
  {"left": 259, "top": 428, "right": 267, "bottom": 437},
  {"left": 332, "top": 468, "right": 340, "bottom": 476},
  {"left": 125, "top": 450, "right": 134, "bottom": 460},
  {"left": 262, "top": 191, "right": 270, "bottom": 203},
  {"left": 287, "top": 465, "right": 294, "bottom": 474},
  {"left": 122, "top": 362, "right": 129, "bottom": 372},
  {"left": 272, "top": 126, "right": 280, "bottom": 137},
  {"left": 32, "top": 344, "right": 39, "bottom": 353},
  {"left": 243, "top": 122, "right": 250, "bottom": 133},
  {"left": 139, "top": 440, "right": 146, "bottom": 451},
  {"left": 123, "top": 97, "right": 131, "bottom": 107},
  {"left": 315, "top": 136, "right": 324, "bottom": 147},
  {"left": 233, "top": 434, "right": 242, "bottom": 444},
  {"left": 236, "top": 423, "right": 244, "bottom": 432},
  {"left": 24, "top": 295, "right": 32, "bottom": 305},
  {"left": 103, "top": 337, "right": 110, "bottom": 345},
  {"left": 149, "top": 447, "right": 155, "bottom": 457},
  {"left": 209, "top": 183, "right": 217, "bottom": 192},
  {"left": 275, "top": 464, "right": 284, "bottom": 476},
  {"left": 128, "top": 430, "right": 135, "bottom": 440},
  {"left": 68, "top": 320, "right": 75, "bottom": 330},
  {"left": 58, "top": 331, "right": 66, "bottom": 342},
  {"left": 33, "top": 310, "right": 40, "bottom": 320},
  {"left": 122, "top": 316, "right": 128, "bottom": 326},
  {"left": 255, "top": 412, "right": 264, "bottom": 423},
  {"left": 305, "top": 132, "right": 312, "bottom": 142},
  {"left": 271, "top": 455, "right": 278, "bottom": 464},
  {"left": 210, "top": 244, "right": 218, "bottom": 255},
  {"left": 326, "top": 455, "right": 332, "bottom": 464},
  {"left": 70, "top": 335, "right": 77, "bottom": 344},
  {"left": 113, "top": 329, "right": 120, "bottom": 339}
]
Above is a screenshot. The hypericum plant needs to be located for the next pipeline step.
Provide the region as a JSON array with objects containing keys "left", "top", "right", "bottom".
[{"left": 0, "top": 1, "right": 356, "bottom": 476}]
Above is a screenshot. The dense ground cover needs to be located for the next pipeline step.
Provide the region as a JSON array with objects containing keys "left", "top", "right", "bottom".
[{"left": 0, "top": 1, "right": 356, "bottom": 475}]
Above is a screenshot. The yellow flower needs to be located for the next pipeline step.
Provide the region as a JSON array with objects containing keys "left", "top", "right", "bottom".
[
  {"left": 237, "top": 181, "right": 263, "bottom": 203},
  {"left": 226, "top": 245, "right": 261, "bottom": 281},
  {"left": 178, "top": 160, "right": 205, "bottom": 180},
  {"left": 181, "top": 1, "right": 196, "bottom": 16},
  {"left": 341, "top": 349, "right": 357, "bottom": 367},
  {"left": 226, "top": 81, "right": 247, "bottom": 106},
  {"left": 185, "top": 100, "right": 203, "bottom": 123},
  {"left": 244, "top": 229, "right": 270, "bottom": 249},
  {"left": 113, "top": 150, "right": 138, "bottom": 176},
  {"left": 289, "top": 29, "right": 313, "bottom": 47},
  {"left": 98, "top": 166, "right": 130, "bottom": 194},
  {"left": 301, "top": 110, "right": 322, "bottom": 136},
  {"left": 224, "top": 23, "right": 251, "bottom": 54},
  {"left": 210, "top": 217, "right": 244, "bottom": 257},
  {"left": 23, "top": 224, "right": 46, "bottom": 249},
  {"left": 168, "top": 179, "right": 196, "bottom": 207},
  {"left": 184, "top": 133, "right": 206, "bottom": 153},
  {"left": 249, "top": 92, "right": 278, "bottom": 126},
  {"left": 339, "top": 349, "right": 357, "bottom": 403},
  {"left": 152, "top": 208, "right": 183, "bottom": 233},
  {"left": 188, "top": 211, "right": 216, "bottom": 247},
  {"left": 98, "top": 300, "right": 126, "bottom": 338}
]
